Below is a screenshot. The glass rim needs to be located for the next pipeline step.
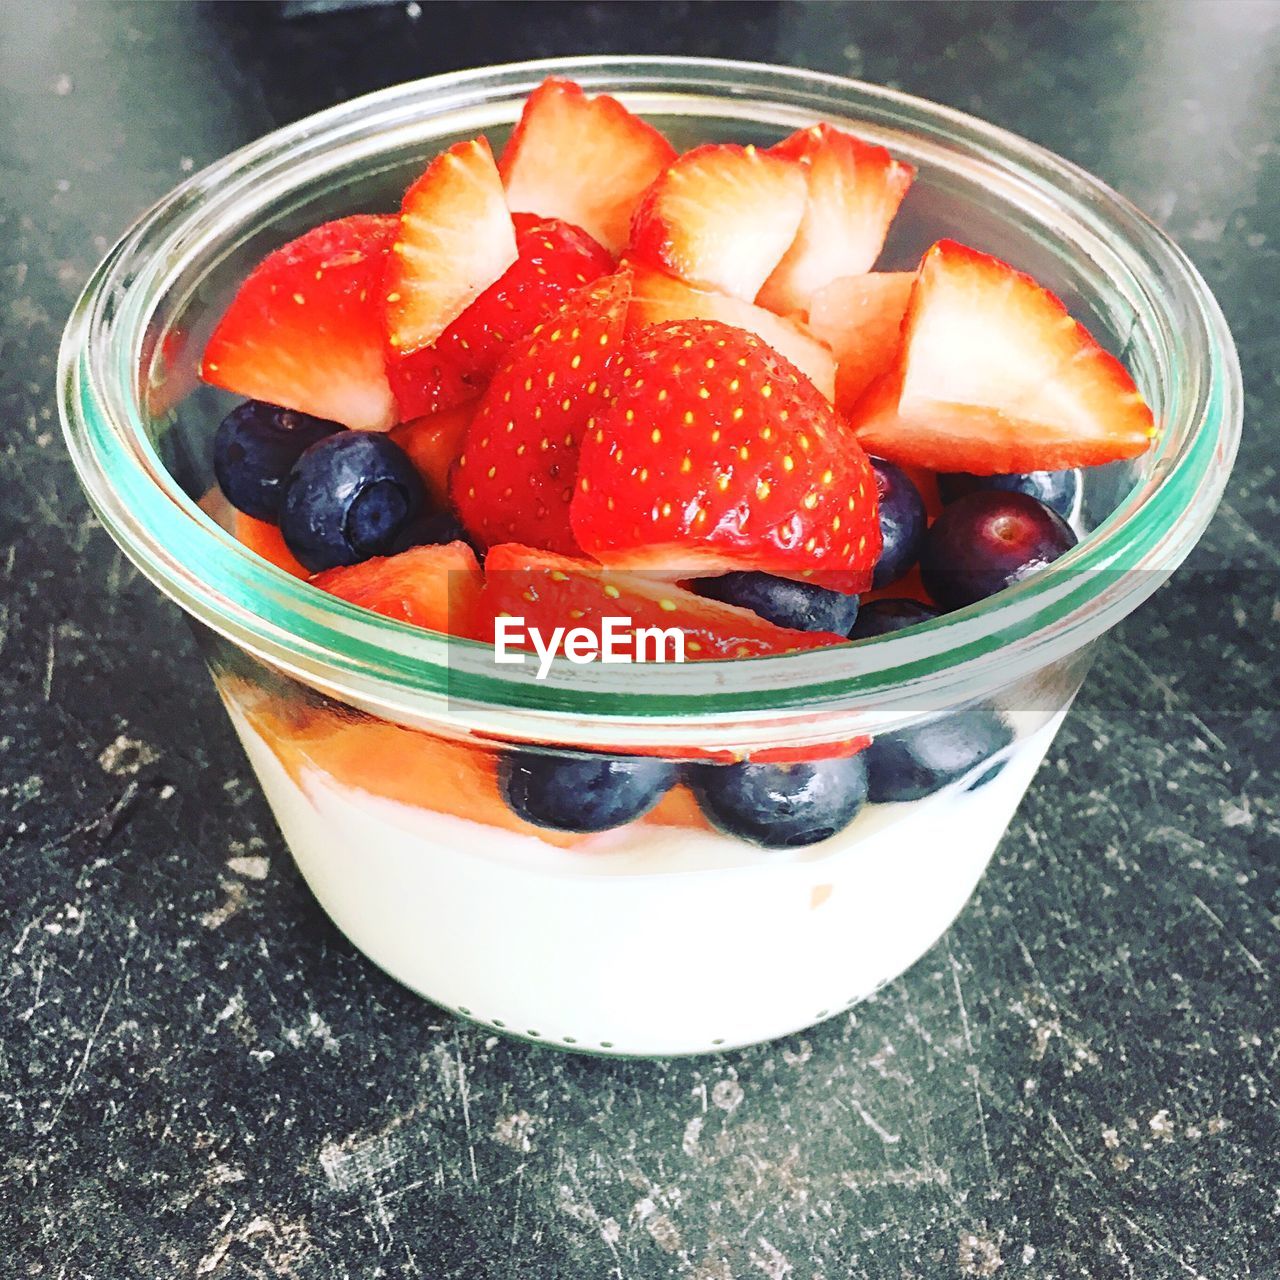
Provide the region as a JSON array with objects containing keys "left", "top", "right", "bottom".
[{"left": 57, "top": 55, "right": 1241, "bottom": 750}]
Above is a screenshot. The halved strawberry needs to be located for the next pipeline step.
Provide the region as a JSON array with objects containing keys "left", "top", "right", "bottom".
[
  {"left": 499, "top": 77, "right": 677, "bottom": 256},
  {"left": 450, "top": 272, "right": 631, "bottom": 554},
  {"left": 201, "top": 215, "right": 397, "bottom": 430},
  {"left": 388, "top": 213, "right": 613, "bottom": 418},
  {"left": 311, "top": 540, "right": 483, "bottom": 636},
  {"left": 628, "top": 144, "right": 808, "bottom": 301},
  {"left": 389, "top": 404, "right": 474, "bottom": 506},
  {"left": 757, "top": 124, "right": 914, "bottom": 317},
  {"left": 233, "top": 511, "right": 309, "bottom": 579},
  {"left": 384, "top": 138, "right": 518, "bottom": 356},
  {"left": 570, "top": 319, "right": 881, "bottom": 593},
  {"left": 848, "top": 240, "right": 1158, "bottom": 472},
  {"left": 625, "top": 260, "right": 837, "bottom": 402},
  {"left": 480, "top": 544, "right": 848, "bottom": 659},
  {"left": 807, "top": 271, "right": 913, "bottom": 414}
]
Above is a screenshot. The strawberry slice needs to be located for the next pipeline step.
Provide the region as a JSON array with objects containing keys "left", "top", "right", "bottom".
[
  {"left": 570, "top": 319, "right": 881, "bottom": 593},
  {"left": 807, "top": 271, "right": 913, "bottom": 415},
  {"left": 384, "top": 138, "right": 518, "bottom": 356},
  {"left": 311, "top": 540, "right": 483, "bottom": 637},
  {"left": 450, "top": 272, "right": 631, "bottom": 554},
  {"left": 389, "top": 403, "right": 475, "bottom": 506},
  {"left": 388, "top": 213, "right": 612, "bottom": 418},
  {"left": 757, "top": 125, "right": 914, "bottom": 317},
  {"left": 848, "top": 240, "right": 1158, "bottom": 472},
  {"left": 480, "top": 544, "right": 847, "bottom": 659},
  {"left": 201, "top": 215, "right": 397, "bottom": 430},
  {"left": 628, "top": 144, "right": 808, "bottom": 301},
  {"left": 499, "top": 77, "right": 676, "bottom": 256},
  {"left": 233, "top": 511, "right": 309, "bottom": 579},
  {"left": 625, "top": 260, "right": 837, "bottom": 402}
]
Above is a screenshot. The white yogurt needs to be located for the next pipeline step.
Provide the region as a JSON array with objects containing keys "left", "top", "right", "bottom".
[{"left": 228, "top": 704, "right": 1067, "bottom": 1056}]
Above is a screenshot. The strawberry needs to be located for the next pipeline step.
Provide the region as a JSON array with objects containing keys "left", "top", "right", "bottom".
[
  {"left": 848, "top": 240, "right": 1158, "bottom": 472},
  {"left": 499, "top": 77, "right": 676, "bottom": 256},
  {"left": 389, "top": 403, "right": 475, "bottom": 506},
  {"left": 384, "top": 138, "right": 518, "bottom": 356},
  {"left": 201, "top": 215, "right": 397, "bottom": 430},
  {"left": 806, "top": 271, "right": 913, "bottom": 414},
  {"left": 628, "top": 144, "right": 808, "bottom": 301},
  {"left": 450, "top": 272, "right": 632, "bottom": 554},
  {"left": 570, "top": 319, "right": 882, "bottom": 593},
  {"left": 480, "top": 544, "right": 848, "bottom": 659},
  {"left": 388, "top": 213, "right": 613, "bottom": 418},
  {"left": 311, "top": 540, "right": 483, "bottom": 636},
  {"left": 757, "top": 124, "right": 914, "bottom": 316},
  {"left": 625, "top": 260, "right": 837, "bottom": 402},
  {"left": 233, "top": 511, "right": 309, "bottom": 579}
]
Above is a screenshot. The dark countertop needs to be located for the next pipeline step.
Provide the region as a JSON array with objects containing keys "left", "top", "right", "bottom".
[{"left": 3, "top": 2, "right": 1277, "bottom": 1276}]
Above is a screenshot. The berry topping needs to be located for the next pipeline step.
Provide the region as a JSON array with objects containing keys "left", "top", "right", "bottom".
[
  {"left": 384, "top": 138, "right": 518, "bottom": 356},
  {"left": 870, "top": 457, "right": 928, "bottom": 588},
  {"left": 919, "top": 490, "right": 1077, "bottom": 610},
  {"left": 201, "top": 215, "right": 398, "bottom": 430},
  {"left": 937, "top": 468, "right": 1081, "bottom": 522},
  {"left": 807, "top": 271, "right": 913, "bottom": 414},
  {"left": 311, "top": 540, "right": 483, "bottom": 636},
  {"left": 499, "top": 750, "right": 678, "bottom": 833},
  {"left": 279, "top": 431, "right": 426, "bottom": 572},
  {"left": 689, "top": 755, "right": 870, "bottom": 848},
  {"left": 757, "top": 124, "right": 914, "bottom": 316},
  {"left": 451, "top": 272, "right": 631, "bottom": 554},
  {"left": 691, "top": 572, "right": 860, "bottom": 634},
  {"left": 232, "top": 511, "right": 309, "bottom": 580},
  {"left": 628, "top": 144, "right": 808, "bottom": 301},
  {"left": 500, "top": 77, "right": 677, "bottom": 256},
  {"left": 865, "top": 709, "right": 1012, "bottom": 803},
  {"left": 388, "top": 404, "right": 474, "bottom": 507},
  {"left": 388, "top": 214, "right": 612, "bottom": 418},
  {"left": 848, "top": 597, "right": 940, "bottom": 639},
  {"left": 214, "top": 400, "right": 344, "bottom": 521},
  {"left": 570, "top": 319, "right": 881, "bottom": 592},
  {"left": 848, "top": 240, "right": 1157, "bottom": 472}
]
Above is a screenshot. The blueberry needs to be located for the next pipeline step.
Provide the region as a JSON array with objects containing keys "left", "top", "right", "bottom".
[
  {"left": 279, "top": 431, "right": 427, "bottom": 572},
  {"left": 691, "top": 571, "right": 859, "bottom": 633},
  {"left": 919, "top": 490, "right": 1077, "bottom": 610},
  {"left": 938, "top": 469, "right": 1081, "bottom": 521},
  {"left": 499, "top": 751, "right": 677, "bottom": 833},
  {"left": 866, "top": 709, "right": 1013, "bottom": 803},
  {"left": 213, "top": 400, "right": 344, "bottom": 521},
  {"left": 871, "top": 458, "right": 928, "bottom": 588},
  {"left": 848, "top": 598, "right": 940, "bottom": 639},
  {"left": 689, "top": 755, "right": 869, "bottom": 848}
]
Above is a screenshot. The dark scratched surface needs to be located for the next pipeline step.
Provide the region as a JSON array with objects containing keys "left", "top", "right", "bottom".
[{"left": 2, "top": 2, "right": 1278, "bottom": 1276}]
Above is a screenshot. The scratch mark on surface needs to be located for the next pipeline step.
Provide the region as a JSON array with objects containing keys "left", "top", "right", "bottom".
[
  {"left": 848, "top": 1096, "right": 900, "bottom": 1145},
  {"left": 456, "top": 1041, "right": 478, "bottom": 1184},
  {"left": 949, "top": 945, "right": 995, "bottom": 1185},
  {"left": 1117, "top": 643, "right": 1228, "bottom": 754},
  {"left": 43, "top": 623, "right": 55, "bottom": 701},
  {"left": 1190, "top": 894, "right": 1266, "bottom": 975}
]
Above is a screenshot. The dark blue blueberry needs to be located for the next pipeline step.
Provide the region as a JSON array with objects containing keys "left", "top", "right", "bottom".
[
  {"left": 866, "top": 709, "right": 1013, "bottom": 803},
  {"left": 499, "top": 751, "right": 678, "bottom": 833},
  {"left": 848, "top": 598, "right": 941, "bottom": 639},
  {"left": 213, "top": 400, "right": 344, "bottom": 521},
  {"left": 689, "top": 755, "right": 869, "bottom": 848},
  {"left": 938, "top": 469, "right": 1081, "bottom": 521},
  {"left": 279, "top": 431, "right": 426, "bottom": 572},
  {"left": 387, "top": 508, "right": 475, "bottom": 556},
  {"left": 871, "top": 458, "right": 928, "bottom": 588},
  {"left": 919, "top": 490, "right": 1077, "bottom": 611},
  {"left": 691, "top": 571, "right": 859, "bottom": 633}
]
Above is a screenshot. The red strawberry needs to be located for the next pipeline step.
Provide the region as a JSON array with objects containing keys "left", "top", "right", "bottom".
[
  {"left": 450, "top": 272, "right": 632, "bottom": 554},
  {"left": 625, "top": 260, "right": 837, "bottom": 402},
  {"left": 201, "top": 215, "right": 397, "bottom": 430},
  {"left": 499, "top": 77, "right": 676, "bottom": 256},
  {"left": 480, "top": 544, "right": 847, "bottom": 659},
  {"left": 848, "top": 240, "right": 1158, "bottom": 472},
  {"left": 388, "top": 403, "right": 475, "bottom": 506},
  {"left": 628, "top": 144, "right": 808, "bottom": 301},
  {"left": 757, "top": 125, "right": 914, "bottom": 316},
  {"left": 570, "top": 319, "right": 881, "bottom": 593},
  {"left": 312, "top": 540, "right": 483, "bottom": 637},
  {"left": 388, "top": 213, "right": 612, "bottom": 418},
  {"left": 384, "top": 138, "right": 518, "bottom": 356},
  {"left": 807, "top": 271, "right": 913, "bottom": 414}
]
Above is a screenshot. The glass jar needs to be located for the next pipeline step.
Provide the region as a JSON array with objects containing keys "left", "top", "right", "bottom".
[{"left": 58, "top": 57, "right": 1240, "bottom": 1056}]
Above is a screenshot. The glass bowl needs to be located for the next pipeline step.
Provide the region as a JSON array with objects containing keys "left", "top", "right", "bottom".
[{"left": 58, "top": 57, "right": 1240, "bottom": 1056}]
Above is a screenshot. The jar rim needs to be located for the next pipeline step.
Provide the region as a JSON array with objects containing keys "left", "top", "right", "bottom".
[{"left": 57, "top": 55, "right": 1241, "bottom": 751}]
